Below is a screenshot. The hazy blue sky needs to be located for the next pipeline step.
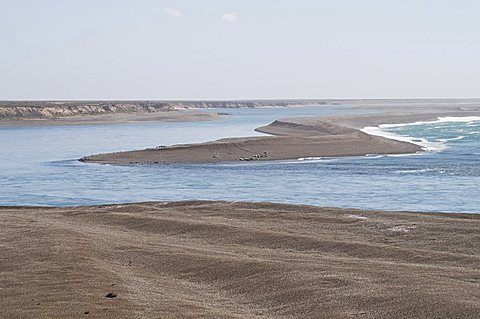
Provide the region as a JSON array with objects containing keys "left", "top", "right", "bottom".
[{"left": 1, "top": 0, "right": 479, "bottom": 100}]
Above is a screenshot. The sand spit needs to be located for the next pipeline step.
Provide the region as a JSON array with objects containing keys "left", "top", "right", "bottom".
[
  {"left": 1, "top": 201, "right": 479, "bottom": 318},
  {"left": 79, "top": 117, "right": 423, "bottom": 165},
  {"left": 80, "top": 109, "right": 480, "bottom": 165}
]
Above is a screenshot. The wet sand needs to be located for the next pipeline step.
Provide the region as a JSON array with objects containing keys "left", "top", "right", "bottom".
[{"left": 1, "top": 201, "right": 479, "bottom": 318}]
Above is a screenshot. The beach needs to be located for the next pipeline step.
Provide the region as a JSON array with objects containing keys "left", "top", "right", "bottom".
[{"left": 1, "top": 201, "right": 479, "bottom": 318}]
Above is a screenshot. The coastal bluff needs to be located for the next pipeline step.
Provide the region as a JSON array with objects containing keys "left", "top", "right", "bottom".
[
  {"left": 0, "top": 100, "right": 329, "bottom": 120},
  {"left": 0, "top": 101, "right": 174, "bottom": 119}
]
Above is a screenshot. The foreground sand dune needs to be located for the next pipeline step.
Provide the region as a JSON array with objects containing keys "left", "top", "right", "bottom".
[{"left": 1, "top": 201, "right": 479, "bottom": 318}]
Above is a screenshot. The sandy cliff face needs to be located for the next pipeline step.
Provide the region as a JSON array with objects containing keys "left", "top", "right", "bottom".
[
  {"left": 171, "top": 100, "right": 328, "bottom": 108},
  {"left": 0, "top": 102, "right": 173, "bottom": 119},
  {"left": 0, "top": 100, "right": 329, "bottom": 119},
  {"left": 3, "top": 99, "right": 480, "bottom": 120}
]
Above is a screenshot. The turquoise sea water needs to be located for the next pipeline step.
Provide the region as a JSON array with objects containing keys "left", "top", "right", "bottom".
[{"left": 1, "top": 106, "right": 479, "bottom": 213}]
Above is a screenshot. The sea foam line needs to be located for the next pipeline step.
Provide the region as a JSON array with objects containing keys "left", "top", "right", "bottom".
[
  {"left": 361, "top": 126, "right": 444, "bottom": 152},
  {"left": 361, "top": 116, "right": 480, "bottom": 152},
  {"left": 378, "top": 116, "right": 480, "bottom": 129}
]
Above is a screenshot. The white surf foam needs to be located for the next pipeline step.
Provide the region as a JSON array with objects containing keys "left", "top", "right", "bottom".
[
  {"left": 361, "top": 126, "right": 444, "bottom": 152},
  {"left": 396, "top": 168, "right": 436, "bottom": 174},
  {"left": 437, "top": 136, "right": 466, "bottom": 142},
  {"left": 378, "top": 116, "right": 480, "bottom": 129},
  {"left": 298, "top": 156, "right": 325, "bottom": 161},
  {"left": 438, "top": 116, "right": 480, "bottom": 123},
  {"left": 296, "top": 157, "right": 336, "bottom": 163},
  {"left": 361, "top": 116, "right": 480, "bottom": 152}
]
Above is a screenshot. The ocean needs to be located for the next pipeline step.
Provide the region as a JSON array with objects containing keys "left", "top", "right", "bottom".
[{"left": 1, "top": 106, "right": 479, "bottom": 213}]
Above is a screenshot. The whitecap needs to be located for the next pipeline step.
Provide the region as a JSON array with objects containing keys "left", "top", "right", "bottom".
[
  {"left": 437, "top": 136, "right": 466, "bottom": 142},
  {"left": 437, "top": 116, "right": 480, "bottom": 123},
  {"left": 386, "top": 152, "right": 425, "bottom": 157},
  {"left": 377, "top": 116, "right": 480, "bottom": 129},
  {"left": 396, "top": 168, "right": 436, "bottom": 174},
  {"left": 293, "top": 157, "right": 336, "bottom": 164}
]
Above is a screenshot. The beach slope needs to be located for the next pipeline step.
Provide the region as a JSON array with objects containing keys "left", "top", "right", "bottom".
[{"left": 1, "top": 201, "right": 479, "bottom": 318}]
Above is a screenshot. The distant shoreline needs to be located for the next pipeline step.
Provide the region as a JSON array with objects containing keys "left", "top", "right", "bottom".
[
  {"left": 0, "top": 110, "right": 222, "bottom": 127},
  {"left": 2, "top": 98, "right": 480, "bottom": 125}
]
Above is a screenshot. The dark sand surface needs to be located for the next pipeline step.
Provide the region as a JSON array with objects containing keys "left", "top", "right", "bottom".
[
  {"left": 80, "top": 133, "right": 421, "bottom": 165},
  {"left": 1, "top": 201, "right": 479, "bottom": 318}
]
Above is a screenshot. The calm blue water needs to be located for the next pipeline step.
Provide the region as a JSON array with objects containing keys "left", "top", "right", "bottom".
[{"left": 1, "top": 106, "right": 479, "bottom": 213}]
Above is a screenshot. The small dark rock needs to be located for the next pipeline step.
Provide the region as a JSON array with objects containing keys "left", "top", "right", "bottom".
[
  {"left": 105, "top": 292, "right": 117, "bottom": 298},
  {"left": 84, "top": 311, "right": 90, "bottom": 315}
]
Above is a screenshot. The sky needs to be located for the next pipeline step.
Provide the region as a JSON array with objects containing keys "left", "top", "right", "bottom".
[{"left": 1, "top": 0, "right": 479, "bottom": 100}]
